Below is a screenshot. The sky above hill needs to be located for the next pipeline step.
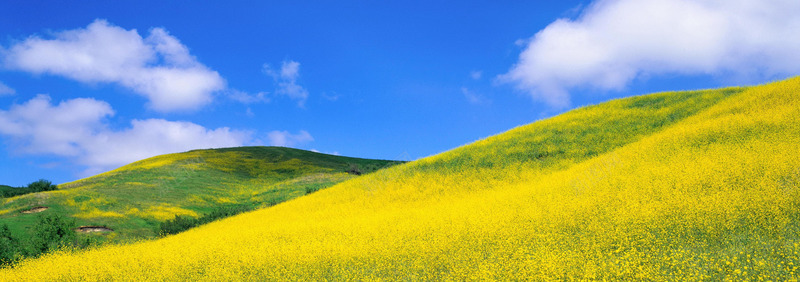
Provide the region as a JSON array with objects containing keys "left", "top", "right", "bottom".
[{"left": 1, "top": 0, "right": 799, "bottom": 186}]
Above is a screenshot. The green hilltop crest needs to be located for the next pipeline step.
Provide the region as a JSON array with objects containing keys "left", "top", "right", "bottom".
[{"left": 0, "top": 146, "right": 402, "bottom": 243}]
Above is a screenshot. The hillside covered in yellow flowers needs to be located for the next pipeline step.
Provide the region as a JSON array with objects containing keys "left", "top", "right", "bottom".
[{"left": 2, "top": 77, "right": 799, "bottom": 280}]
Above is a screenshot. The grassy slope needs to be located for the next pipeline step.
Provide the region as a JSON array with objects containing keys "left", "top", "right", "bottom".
[
  {"left": 0, "top": 146, "right": 401, "bottom": 242},
  {"left": 2, "top": 77, "right": 799, "bottom": 280}
]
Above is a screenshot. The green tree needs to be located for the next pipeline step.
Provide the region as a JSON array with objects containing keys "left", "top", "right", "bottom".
[
  {"left": 27, "top": 214, "right": 76, "bottom": 257},
  {"left": 27, "top": 179, "right": 57, "bottom": 192}
]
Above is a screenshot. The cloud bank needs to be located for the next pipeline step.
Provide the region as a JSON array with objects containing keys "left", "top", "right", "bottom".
[
  {"left": 0, "top": 95, "right": 250, "bottom": 175},
  {"left": 2, "top": 19, "right": 225, "bottom": 112},
  {"left": 500, "top": 0, "right": 800, "bottom": 107}
]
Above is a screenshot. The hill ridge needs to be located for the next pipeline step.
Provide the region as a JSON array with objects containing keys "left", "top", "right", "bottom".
[
  {"left": 0, "top": 146, "right": 402, "bottom": 244},
  {"left": 2, "top": 77, "right": 798, "bottom": 280}
]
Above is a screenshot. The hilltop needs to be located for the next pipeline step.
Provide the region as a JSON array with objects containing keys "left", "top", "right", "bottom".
[
  {"left": 2, "top": 77, "right": 799, "bottom": 280},
  {"left": 0, "top": 146, "right": 402, "bottom": 243}
]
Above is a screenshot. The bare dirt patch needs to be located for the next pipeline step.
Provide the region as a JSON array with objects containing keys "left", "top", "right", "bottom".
[
  {"left": 20, "top": 206, "right": 48, "bottom": 214},
  {"left": 75, "top": 226, "right": 114, "bottom": 233}
]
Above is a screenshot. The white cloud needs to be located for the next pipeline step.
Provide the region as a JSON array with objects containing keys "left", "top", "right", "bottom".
[
  {"left": 0, "top": 95, "right": 113, "bottom": 156},
  {"left": 228, "top": 89, "right": 270, "bottom": 104},
  {"left": 82, "top": 119, "right": 250, "bottom": 170},
  {"left": 266, "top": 130, "right": 313, "bottom": 147},
  {"left": 2, "top": 19, "right": 225, "bottom": 112},
  {"left": 500, "top": 0, "right": 800, "bottom": 107},
  {"left": 470, "top": 71, "right": 482, "bottom": 80},
  {"left": 0, "top": 95, "right": 251, "bottom": 175},
  {"left": 263, "top": 60, "right": 309, "bottom": 106},
  {"left": 311, "top": 149, "right": 340, "bottom": 156},
  {"left": 461, "top": 87, "right": 486, "bottom": 105},
  {"left": 0, "top": 81, "right": 14, "bottom": 96}
]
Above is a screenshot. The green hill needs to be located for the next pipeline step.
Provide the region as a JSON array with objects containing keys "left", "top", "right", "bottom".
[
  {"left": 2, "top": 77, "right": 799, "bottom": 280},
  {"left": 0, "top": 146, "right": 402, "bottom": 243}
]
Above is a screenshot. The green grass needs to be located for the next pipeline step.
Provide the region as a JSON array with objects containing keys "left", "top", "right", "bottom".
[{"left": 0, "top": 146, "right": 402, "bottom": 244}]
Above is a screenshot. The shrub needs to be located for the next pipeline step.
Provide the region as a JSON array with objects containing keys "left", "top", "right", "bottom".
[
  {"left": 346, "top": 164, "right": 362, "bottom": 175},
  {"left": 0, "top": 224, "right": 18, "bottom": 266},
  {"left": 304, "top": 185, "right": 321, "bottom": 194},
  {"left": 27, "top": 214, "right": 77, "bottom": 257},
  {"left": 27, "top": 179, "right": 57, "bottom": 192},
  {"left": 159, "top": 204, "right": 254, "bottom": 236},
  {"left": 0, "top": 179, "right": 58, "bottom": 198},
  {"left": 158, "top": 215, "right": 197, "bottom": 236}
]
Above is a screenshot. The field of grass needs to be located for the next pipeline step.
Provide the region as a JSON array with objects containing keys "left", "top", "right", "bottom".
[
  {"left": 1, "top": 77, "right": 799, "bottom": 280},
  {"left": 0, "top": 146, "right": 401, "bottom": 244}
]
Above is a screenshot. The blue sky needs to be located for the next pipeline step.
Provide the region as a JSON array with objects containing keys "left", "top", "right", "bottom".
[{"left": 1, "top": 0, "right": 798, "bottom": 186}]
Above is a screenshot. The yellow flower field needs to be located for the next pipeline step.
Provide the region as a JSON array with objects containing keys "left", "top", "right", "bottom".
[{"left": 1, "top": 77, "right": 799, "bottom": 280}]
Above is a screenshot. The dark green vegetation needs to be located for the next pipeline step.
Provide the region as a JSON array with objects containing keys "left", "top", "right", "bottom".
[
  {"left": 158, "top": 204, "right": 254, "bottom": 236},
  {"left": 1, "top": 180, "right": 58, "bottom": 198},
  {"left": 1, "top": 214, "right": 92, "bottom": 266},
  {"left": 0, "top": 146, "right": 402, "bottom": 248}
]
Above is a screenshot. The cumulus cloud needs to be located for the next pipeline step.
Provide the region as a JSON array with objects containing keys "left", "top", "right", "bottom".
[
  {"left": 2, "top": 19, "right": 225, "bottom": 112},
  {"left": 266, "top": 130, "right": 313, "bottom": 147},
  {"left": 0, "top": 82, "right": 14, "bottom": 96},
  {"left": 500, "top": 0, "right": 800, "bottom": 107},
  {"left": 0, "top": 95, "right": 251, "bottom": 175},
  {"left": 0, "top": 95, "right": 113, "bottom": 157},
  {"left": 263, "top": 60, "right": 309, "bottom": 106}
]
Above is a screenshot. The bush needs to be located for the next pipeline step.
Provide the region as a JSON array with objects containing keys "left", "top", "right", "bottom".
[
  {"left": 27, "top": 214, "right": 77, "bottom": 257},
  {"left": 27, "top": 179, "right": 58, "bottom": 192},
  {"left": 0, "top": 185, "right": 25, "bottom": 198},
  {"left": 159, "top": 204, "right": 254, "bottom": 236},
  {"left": 1, "top": 214, "right": 90, "bottom": 267},
  {"left": 0, "top": 179, "right": 58, "bottom": 198},
  {"left": 345, "top": 162, "right": 403, "bottom": 176},
  {"left": 158, "top": 215, "right": 197, "bottom": 236},
  {"left": 346, "top": 163, "right": 363, "bottom": 175},
  {"left": 304, "top": 183, "right": 328, "bottom": 195},
  {"left": 0, "top": 224, "right": 19, "bottom": 266}
]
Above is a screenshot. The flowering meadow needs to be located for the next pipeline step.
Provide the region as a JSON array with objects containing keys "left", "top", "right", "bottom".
[{"left": 1, "top": 77, "right": 798, "bottom": 280}]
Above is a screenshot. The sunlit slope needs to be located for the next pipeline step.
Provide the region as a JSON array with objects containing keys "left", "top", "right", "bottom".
[
  {"left": 3, "top": 78, "right": 800, "bottom": 280},
  {"left": 0, "top": 146, "right": 399, "bottom": 242}
]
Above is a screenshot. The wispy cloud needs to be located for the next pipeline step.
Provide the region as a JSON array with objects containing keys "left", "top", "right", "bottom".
[
  {"left": 263, "top": 60, "right": 309, "bottom": 107},
  {"left": 228, "top": 89, "right": 270, "bottom": 104},
  {"left": 0, "top": 95, "right": 250, "bottom": 175},
  {"left": 266, "top": 130, "right": 313, "bottom": 147},
  {"left": 461, "top": 87, "right": 487, "bottom": 105},
  {"left": 2, "top": 19, "right": 225, "bottom": 112},
  {"left": 0, "top": 81, "right": 14, "bottom": 96},
  {"left": 470, "top": 71, "right": 482, "bottom": 80},
  {"left": 500, "top": 0, "right": 800, "bottom": 108},
  {"left": 310, "top": 149, "right": 339, "bottom": 156}
]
